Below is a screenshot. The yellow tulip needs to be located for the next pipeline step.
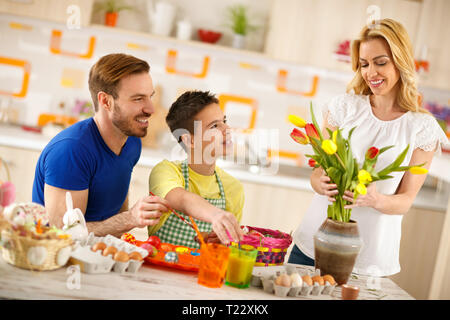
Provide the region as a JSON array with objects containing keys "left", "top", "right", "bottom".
[
  {"left": 288, "top": 114, "right": 307, "bottom": 128},
  {"left": 332, "top": 130, "right": 338, "bottom": 144},
  {"left": 409, "top": 166, "right": 428, "bottom": 175},
  {"left": 356, "top": 183, "right": 367, "bottom": 195},
  {"left": 321, "top": 140, "right": 337, "bottom": 155},
  {"left": 358, "top": 169, "right": 372, "bottom": 184}
]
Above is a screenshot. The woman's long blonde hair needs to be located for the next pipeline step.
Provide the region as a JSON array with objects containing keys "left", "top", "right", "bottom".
[{"left": 347, "top": 18, "right": 428, "bottom": 113}]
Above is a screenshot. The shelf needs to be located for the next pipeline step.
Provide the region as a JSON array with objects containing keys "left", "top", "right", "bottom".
[{"left": 90, "top": 23, "right": 268, "bottom": 60}]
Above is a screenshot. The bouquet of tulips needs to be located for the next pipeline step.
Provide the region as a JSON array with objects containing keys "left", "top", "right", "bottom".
[{"left": 288, "top": 103, "right": 428, "bottom": 222}]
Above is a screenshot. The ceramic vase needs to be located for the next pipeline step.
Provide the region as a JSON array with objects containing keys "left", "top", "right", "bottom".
[
  {"left": 232, "top": 33, "right": 246, "bottom": 49},
  {"left": 313, "top": 218, "right": 363, "bottom": 285},
  {"left": 105, "top": 12, "right": 118, "bottom": 27}
]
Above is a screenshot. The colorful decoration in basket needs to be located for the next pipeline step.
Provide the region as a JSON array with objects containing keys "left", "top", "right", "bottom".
[
  {"left": 235, "top": 226, "right": 292, "bottom": 267},
  {"left": 288, "top": 103, "right": 428, "bottom": 222},
  {"left": 0, "top": 202, "right": 72, "bottom": 271}
]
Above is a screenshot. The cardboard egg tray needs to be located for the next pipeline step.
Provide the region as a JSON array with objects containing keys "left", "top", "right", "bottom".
[
  {"left": 69, "top": 233, "right": 148, "bottom": 274},
  {"left": 250, "top": 266, "right": 337, "bottom": 298}
]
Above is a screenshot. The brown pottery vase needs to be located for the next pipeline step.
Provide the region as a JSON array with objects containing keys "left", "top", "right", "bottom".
[{"left": 313, "top": 218, "right": 363, "bottom": 285}]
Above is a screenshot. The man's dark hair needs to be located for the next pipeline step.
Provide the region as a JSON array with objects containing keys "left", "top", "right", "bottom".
[
  {"left": 88, "top": 53, "right": 150, "bottom": 112},
  {"left": 166, "top": 90, "right": 219, "bottom": 145}
]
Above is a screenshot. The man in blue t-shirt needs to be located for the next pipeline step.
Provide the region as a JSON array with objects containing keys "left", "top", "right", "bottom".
[{"left": 32, "top": 53, "right": 169, "bottom": 237}]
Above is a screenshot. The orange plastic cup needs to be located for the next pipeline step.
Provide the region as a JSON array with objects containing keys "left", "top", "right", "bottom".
[{"left": 197, "top": 243, "right": 230, "bottom": 288}]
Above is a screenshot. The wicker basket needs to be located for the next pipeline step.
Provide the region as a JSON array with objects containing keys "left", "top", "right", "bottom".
[
  {"left": 238, "top": 226, "right": 292, "bottom": 266},
  {"left": 1, "top": 228, "right": 73, "bottom": 271}
]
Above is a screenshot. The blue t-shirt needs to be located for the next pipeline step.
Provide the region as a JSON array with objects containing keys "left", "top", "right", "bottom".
[{"left": 32, "top": 118, "right": 141, "bottom": 222}]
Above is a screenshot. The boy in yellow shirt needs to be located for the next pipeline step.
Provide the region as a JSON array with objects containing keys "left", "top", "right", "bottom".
[{"left": 148, "top": 91, "right": 244, "bottom": 248}]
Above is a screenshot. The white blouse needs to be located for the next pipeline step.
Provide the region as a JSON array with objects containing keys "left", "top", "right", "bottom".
[{"left": 293, "top": 93, "right": 449, "bottom": 277}]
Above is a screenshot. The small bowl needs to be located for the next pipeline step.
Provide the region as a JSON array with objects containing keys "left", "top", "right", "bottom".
[
  {"left": 198, "top": 29, "right": 222, "bottom": 43},
  {"left": 341, "top": 284, "right": 360, "bottom": 300}
]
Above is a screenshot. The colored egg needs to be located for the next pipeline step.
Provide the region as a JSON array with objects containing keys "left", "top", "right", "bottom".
[
  {"left": 175, "top": 247, "right": 189, "bottom": 254},
  {"left": 120, "top": 233, "right": 136, "bottom": 244},
  {"left": 164, "top": 251, "right": 179, "bottom": 263}
]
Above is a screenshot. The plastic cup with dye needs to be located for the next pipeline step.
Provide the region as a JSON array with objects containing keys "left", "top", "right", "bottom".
[
  {"left": 197, "top": 243, "right": 230, "bottom": 288},
  {"left": 225, "top": 245, "right": 258, "bottom": 288}
]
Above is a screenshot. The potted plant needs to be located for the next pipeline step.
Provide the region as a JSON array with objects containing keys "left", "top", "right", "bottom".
[
  {"left": 225, "top": 5, "right": 257, "bottom": 49},
  {"left": 288, "top": 103, "right": 428, "bottom": 284},
  {"left": 94, "top": 0, "right": 132, "bottom": 27}
]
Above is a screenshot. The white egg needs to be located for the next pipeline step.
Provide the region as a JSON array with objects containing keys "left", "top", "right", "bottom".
[
  {"left": 27, "top": 246, "right": 47, "bottom": 266},
  {"left": 290, "top": 272, "right": 303, "bottom": 287}
]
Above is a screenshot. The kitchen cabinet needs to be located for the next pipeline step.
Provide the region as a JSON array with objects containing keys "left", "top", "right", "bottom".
[
  {"left": 413, "top": 0, "right": 450, "bottom": 91},
  {"left": 240, "top": 181, "right": 314, "bottom": 238},
  {"left": 0, "top": 0, "right": 93, "bottom": 27},
  {"left": 264, "top": 0, "right": 421, "bottom": 73},
  {"left": 0, "top": 145, "right": 40, "bottom": 203},
  {"left": 389, "top": 206, "right": 447, "bottom": 299}
]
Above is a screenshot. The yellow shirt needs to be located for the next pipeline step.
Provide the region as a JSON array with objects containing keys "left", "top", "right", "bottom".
[{"left": 148, "top": 159, "right": 245, "bottom": 235}]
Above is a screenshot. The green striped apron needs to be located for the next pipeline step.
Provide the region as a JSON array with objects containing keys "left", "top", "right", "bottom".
[{"left": 154, "top": 160, "right": 226, "bottom": 249}]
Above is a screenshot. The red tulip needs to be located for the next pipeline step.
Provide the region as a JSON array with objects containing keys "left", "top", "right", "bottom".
[
  {"left": 305, "top": 123, "right": 320, "bottom": 141},
  {"left": 290, "top": 128, "right": 309, "bottom": 145},
  {"left": 366, "top": 147, "right": 379, "bottom": 160},
  {"left": 308, "top": 158, "right": 317, "bottom": 168}
]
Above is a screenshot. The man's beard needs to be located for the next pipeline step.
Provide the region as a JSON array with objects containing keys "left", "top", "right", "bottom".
[{"left": 112, "top": 102, "right": 150, "bottom": 138}]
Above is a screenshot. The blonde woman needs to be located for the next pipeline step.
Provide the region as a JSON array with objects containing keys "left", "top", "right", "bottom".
[{"left": 288, "top": 19, "right": 449, "bottom": 277}]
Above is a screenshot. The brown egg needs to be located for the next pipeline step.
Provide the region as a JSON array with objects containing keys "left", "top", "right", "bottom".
[
  {"left": 312, "top": 275, "right": 324, "bottom": 286},
  {"left": 102, "top": 246, "right": 118, "bottom": 257},
  {"left": 275, "top": 274, "right": 292, "bottom": 287},
  {"left": 302, "top": 275, "right": 313, "bottom": 286},
  {"left": 113, "top": 251, "right": 129, "bottom": 262},
  {"left": 323, "top": 274, "right": 336, "bottom": 286},
  {"left": 128, "top": 251, "right": 143, "bottom": 261},
  {"left": 91, "top": 242, "right": 107, "bottom": 252}
]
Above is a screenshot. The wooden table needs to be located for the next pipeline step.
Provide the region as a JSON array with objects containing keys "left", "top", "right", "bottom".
[{"left": 0, "top": 255, "right": 413, "bottom": 300}]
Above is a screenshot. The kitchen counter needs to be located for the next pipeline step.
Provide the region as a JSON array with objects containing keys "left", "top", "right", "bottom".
[
  {"left": 0, "top": 255, "right": 413, "bottom": 300},
  {"left": 0, "top": 124, "right": 449, "bottom": 210}
]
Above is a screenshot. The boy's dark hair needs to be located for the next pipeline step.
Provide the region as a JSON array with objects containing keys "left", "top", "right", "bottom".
[{"left": 166, "top": 90, "right": 219, "bottom": 144}]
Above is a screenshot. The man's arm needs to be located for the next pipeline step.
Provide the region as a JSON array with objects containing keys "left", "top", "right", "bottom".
[
  {"left": 44, "top": 184, "right": 170, "bottom": 237},
  {"left": 44, "top": 184, "right": 89, "bottom": 228}
]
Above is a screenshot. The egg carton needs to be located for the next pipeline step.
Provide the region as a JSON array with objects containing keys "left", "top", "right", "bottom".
[
  {"left": 251, "top": 266, "right": 336, "bottom": 298},
  {"left": 69, "top": 233, "right": 148, "bottom": 274}
]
